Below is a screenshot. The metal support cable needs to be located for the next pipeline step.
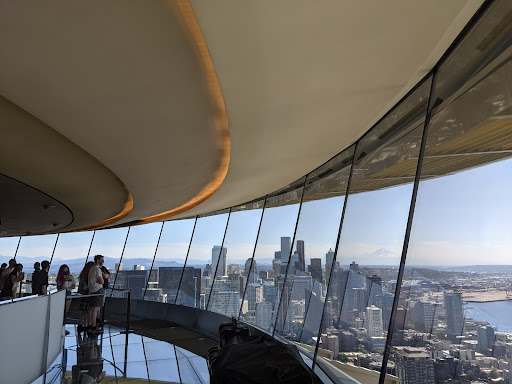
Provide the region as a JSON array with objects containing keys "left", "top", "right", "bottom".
[
  {"left": 238, "top": 196, "right": 267, "bottom": 320},
  {"left": 310, "top": 145, "right": 357, "bottom": 367},
  {"left": 142, "top": 221, "right": 165, "bottom": 299}
]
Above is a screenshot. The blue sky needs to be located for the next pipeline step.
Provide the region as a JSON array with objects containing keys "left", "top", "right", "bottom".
[{"left": 1, "top": 157, "right": 511, "bottom": 267}]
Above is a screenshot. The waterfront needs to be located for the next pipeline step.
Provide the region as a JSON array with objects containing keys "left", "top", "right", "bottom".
[{"left": 466, "top": 299, "right": 512, "bottom": 333}]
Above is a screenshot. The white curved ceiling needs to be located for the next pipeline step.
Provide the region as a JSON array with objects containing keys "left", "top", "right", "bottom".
[
  {"left": 0, "top": 0, "right": 483, "bottom": 231},
  {"left": 173, "top": 0, "right": 483, "bottom": 218}
]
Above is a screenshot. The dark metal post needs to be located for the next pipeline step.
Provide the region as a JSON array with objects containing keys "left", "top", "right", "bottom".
[
  {"left": 206, "top": 208, "right": 232, "bottom": 311},
  {"left": 175, "top": 217, "right": 198, "bottom": 304},
  {"left": 309, "top": 146, "right": 357, "bottom": 367},
  {"left": 110, "top": 227, "right": 131, "bottom": 297},
  {"left": 124, "top": 289, "right": 131, "bottom": 378},
  {"left": 272, "top": 177, "right": 308, "bottom": 337},
  {"left": 143, "top": 221, "right": 165, "bottom": 299},
  {"left": 378, "top": 70, "right": 437, "bottom": 384},
  {"left": 238, "top": 197, "right": 267, "bottom": 320}
]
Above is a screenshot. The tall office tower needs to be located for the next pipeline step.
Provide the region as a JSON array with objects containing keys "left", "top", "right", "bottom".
[
  {"left": 228, "top": 264, "right": 241, "bottom": 275},
  {"left": 245, "top": 258, "right": 257, "bottom": 283},
  {"left": 477, "top": 325, "right": 495, "bottom": 354},
  {"left": 353, "top": 287, "right": 369, "bottom": 315},
  {"left": 365, "top": 305, "right": 383, "bottom": 337},
  {"left": 208, "top": 290, "right": 240, "bottom": 318},
  {"left": 255, "top": 302, "right": 273, "bottom": 330},
  {"left": 310, "top": 258, "right": 322, "bottom": 283},
  {"left": 296, "top": 240, "right": 305, "bottom": 272},
  {"left": 158, "top": 267, "right": 189, "bottom": 303},
  {"left": 290, "top": 251, "right": 300, "bottom": 274},
  {"left": 321, "top": 334, "right": 339, "bottom": 358},
  {"left": 263, "top": 282, "right": 276, "bottom": 306},
  {"left": 444, "top": 292, "right": 464, "bottom": 336},
  {"left": 394, "top": 347, "right": 435, "bottom": 384},
  {"left": 411, "top": 300, "right": 435, "bottom": 333},
  {"left": 212, "top": 245, "right": 227, "bottom": 277},
  {"left": 274, "top": 251, "right": 281, "bottom": 261},
  {"left": 115, "top": 262, "right": 123, "bottom": 271},
  {"left": 115, "top": 269, "right": 150, "bottom": 300},
  {"left": 246, "top": 283, "right": 263, "bottom": 310},
  {"left": 281, "top": 237, "right": 291, "bottom": 262},
  {"left": 273, "top": 259, "right": 281, "bottom": 277},
  {"left": 325, "top": 248, "right": 335, "bottom": 274},
  {"left": 204, "top": 264, "right": 211, "bottom": 277},
  {"left": 367, "top": 274, "right": 383, "bottom": 307},
  {"left": 133, "top": 265, "right": 145, "bottom": 270}
]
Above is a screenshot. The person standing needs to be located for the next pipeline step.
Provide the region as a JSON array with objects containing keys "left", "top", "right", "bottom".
[
  {"left": 97, "top": 255, "right": 112, "bottom": 324},
  {"left": 57, "top": 264, "right": 76, "bottom": 315},
  {"left": 0, "top": 263, "right": 7, "bottom": 290},
  {"left": 0, "top": 264, "right": 24, "bottom": 299},
  {"left": 88, "top": 256, "right": 104, "bottom": 334},
  {"left": 32, "top": 260, "right": 50, "bottom": 295},
  {"left": 78, "top": 262, "right": 95, "bottom": 333}
]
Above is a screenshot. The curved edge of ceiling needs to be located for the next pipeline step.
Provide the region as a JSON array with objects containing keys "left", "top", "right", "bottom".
[
  {"left": 0, "top": 95, "right": 132, "bottom": 233},
  {"left": 135, "top": 0, "right": 230, "bottom": 225}
]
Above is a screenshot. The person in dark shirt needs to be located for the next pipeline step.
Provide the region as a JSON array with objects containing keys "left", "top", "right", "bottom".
[
  {"left": 32, "top": 260, "right": 50, "bottom": 295},
  {"left": 0, "top": 264, "right": 24, "bottom": 299}
]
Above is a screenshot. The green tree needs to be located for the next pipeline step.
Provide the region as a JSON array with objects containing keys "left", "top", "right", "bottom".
[{"left": 338, "top": 353, "right": 349, "bottom": 363}]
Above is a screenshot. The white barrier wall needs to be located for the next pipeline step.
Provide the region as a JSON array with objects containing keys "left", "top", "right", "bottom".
[{"left": 0, "top": 290, "right": 66, "bottom": 383}]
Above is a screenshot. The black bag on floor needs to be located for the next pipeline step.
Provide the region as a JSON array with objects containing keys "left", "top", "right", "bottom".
[{"left": 207, "top": 318, "right": 313, "bottom": 384}]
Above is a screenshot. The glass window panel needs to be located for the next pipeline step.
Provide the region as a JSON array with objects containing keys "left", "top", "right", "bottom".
[
  {"left": 15, "top": 234, "right": 58, "bottom": 294},
  {"left": 176, "top": 347, "right": 205, "bottom": 384},
  {"left": 208, "top": 201, "right": 264, "bottom": 318},
  {"left": 0, "top": 236, "right": 20, "bottom": 261},
  {"left": 50, "top": 231, "right": 95, "bottom": 292},
  {"left": 112, "top": 222, "right": 162, "bottom": 300},
  {"left": 239, "top": 179, "right": 304, "bottom": 331},
  {"left": 87, "top": 227, "right": 129, "bottom": 295},
  {"left": 273, "top": 148, "right": 353, "bottom": 345},
  {"left": 317, "top": 77, "right": 430, "bottom": 373},
  {"left": 145, "top": 218, "right": 195, "bottom": 303},
  {"left": 386, "top": 37, "right": 512, "bottom": 384},
  {"left": 176, "top": 211, "right": 229, "bottom": 309}
]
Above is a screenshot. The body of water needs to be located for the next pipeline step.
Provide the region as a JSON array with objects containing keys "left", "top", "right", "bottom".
[{"left": 465, "top": 300, "right": 512, "bottom": 333}]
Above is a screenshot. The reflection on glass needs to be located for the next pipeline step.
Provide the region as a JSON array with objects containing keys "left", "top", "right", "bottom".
[
  {"left": 208, "top": 202, "right": 264, "bottom": 318},
  {"left": 274, "top": 147, "right": 353, "bottom": 345},
  {"left": 144, "top": 218, "right": 196, "bottom": 303},
  {"left": 14, "top": 234, "right": 58, "bottom": 295},
  {"left": 176, "top": 347, "right": 205, "bottom": 384},
  {"left": 315, "top": 76, "right": 429, "bottom": 375},
  {"left": 176, "top": 211, "right": 229, "bottom": 308},
  {"left": 112, "top": 223, "right": 162, "bottom": 300},
  {"left": 387, "top": 32, "right": 512, "bottom": 384}
]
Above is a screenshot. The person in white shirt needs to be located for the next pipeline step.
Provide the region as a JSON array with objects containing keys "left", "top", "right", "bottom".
[{"left": 87, "top": 256, "right": 104, "bottom": 334}]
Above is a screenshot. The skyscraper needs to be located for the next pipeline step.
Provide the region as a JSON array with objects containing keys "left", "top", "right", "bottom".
[
  {"left": 325, "top": 248, "right": 335, "bottom": 273},
  {"left": 477, "top": 325, "right": 495, "bottom": 354},
  {"left": 115, "top": 269, "right": 150, "bottom": 300},
  {"left": 255, "top": 302, "right": 273, "bottom": 330},
  {"left": 245, "top": 258, "right": 257, "bottom": 283},
  {"left": 281, "top": 237, "right": 291, "bottom": 263},
  {"left": 310, "top": 258, "right": 322, "bottom": 283},
  {"left": 212, "top": 245, "right": 227, "bottom": 277},
  {"left": 296, "top": 240, "right": 305, "bottom": 272},
  {"left": 367, "top": 274, "right": 383, "bottom": 308},
  {"left": 444, "top": 292, "right": 464, "bottom": 336}
]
